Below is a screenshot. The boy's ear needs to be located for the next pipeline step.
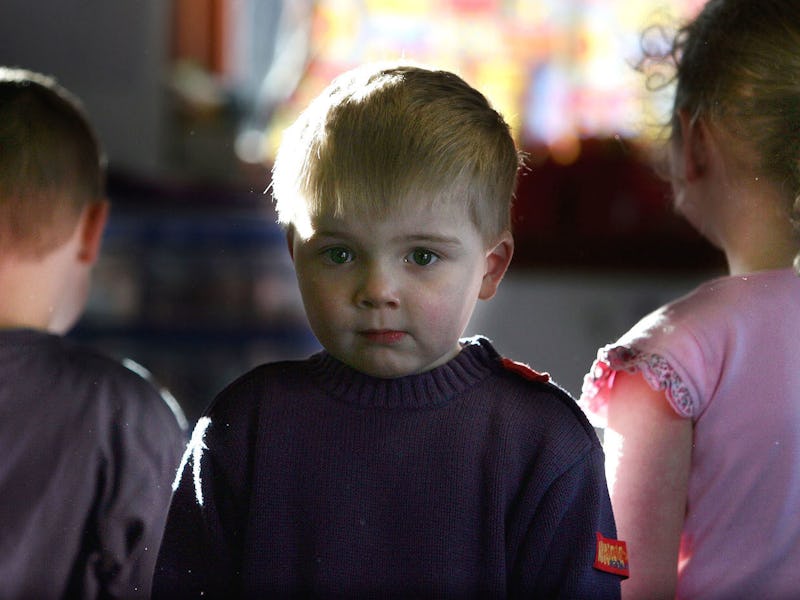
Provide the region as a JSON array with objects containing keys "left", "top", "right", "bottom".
[
  {"left": 479, "top": 231, "right": 514, "bottom": 300},
  {"left": 677, "top": 109, "right": 709, "bottom": 182},
  {"left": 77, "top": 200, "right": 109, "bottom": 265}
]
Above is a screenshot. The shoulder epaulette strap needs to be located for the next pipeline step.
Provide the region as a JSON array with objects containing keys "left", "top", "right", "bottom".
[{"left": 500, "top": 357, "right": 550, "bottom": 383}]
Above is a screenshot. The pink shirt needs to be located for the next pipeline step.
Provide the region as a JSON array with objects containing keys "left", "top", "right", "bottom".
[{"left": 581, "top": 268, "right": 800, "bottom": 599}]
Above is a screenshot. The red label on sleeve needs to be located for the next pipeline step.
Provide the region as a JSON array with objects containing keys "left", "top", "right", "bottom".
[{"left": 594, "top": 532, "right": 630, "bottom": 578}]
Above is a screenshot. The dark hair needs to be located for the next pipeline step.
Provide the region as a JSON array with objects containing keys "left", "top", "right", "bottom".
[{"left": 0, "top": 67, "right": 105, "bottom": 256}]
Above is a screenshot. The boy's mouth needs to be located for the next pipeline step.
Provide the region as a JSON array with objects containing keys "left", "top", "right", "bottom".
[{"left": 360, "top": 329, "right": 406, "bottom": 344}]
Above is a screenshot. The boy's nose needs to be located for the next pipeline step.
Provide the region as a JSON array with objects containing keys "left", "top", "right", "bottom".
[{"left": 355, "top": 264, "right": 400, "bottom": 309}]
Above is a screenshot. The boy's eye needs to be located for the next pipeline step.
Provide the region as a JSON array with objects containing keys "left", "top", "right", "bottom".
[
  {"left": 323, "top": 247, "right": 353, "bottom": 264},
  {"left": 406, "top": 248, "right": 438, "bottom": 266}
]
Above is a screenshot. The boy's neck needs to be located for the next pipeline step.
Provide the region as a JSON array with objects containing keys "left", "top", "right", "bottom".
[
  {"left": 0, "top": 265, "right": 56, "bottom": 331},
  {"left": 0, "top": 246, "right": 82, "bottom": 334}
]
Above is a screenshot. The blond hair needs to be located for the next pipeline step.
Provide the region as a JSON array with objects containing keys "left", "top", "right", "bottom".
[
  {"left": 271, "top": 62, "right": 521, "bottom": 242},
  {"left": 0, "top": 68, "right": 105, "bottom": 257}
]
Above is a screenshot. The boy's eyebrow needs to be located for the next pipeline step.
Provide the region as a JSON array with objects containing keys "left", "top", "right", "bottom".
[
  {"left": 310, "top": 229, "right": 346, "bottom": 238},
  {"left": 311, "top": 230, "right": 464, "bottom": 247},
  {"left": 398, "top": 234, "right": 463, "bottom": 246}
]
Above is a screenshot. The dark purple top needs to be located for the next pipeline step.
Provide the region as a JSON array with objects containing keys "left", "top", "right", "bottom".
[
  {"left": 154, "top": 337, "right": 621, "bottom": 598},
  {"left": 0, "top": 329, "right": 186, "bottom": 599}
]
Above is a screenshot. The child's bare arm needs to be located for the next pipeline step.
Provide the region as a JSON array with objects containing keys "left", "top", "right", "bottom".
[{"left": 604, "top": 370, "right": 692, "bottom": 600}]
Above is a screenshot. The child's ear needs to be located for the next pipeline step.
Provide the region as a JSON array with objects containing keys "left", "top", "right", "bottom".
[
  {"left": 77, "top": 200, "right": 109, "bottom": 265},
  {"left": 677, "top": 109, "right": 709, "bottom": 182},
  {"left": 479, "top": 231, "right": 514, "bottom": 300}
]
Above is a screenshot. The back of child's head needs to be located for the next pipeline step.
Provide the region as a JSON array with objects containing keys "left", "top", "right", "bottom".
[
  {"left": 0, "top": 67, "right": 105, "bottom": 258},
  {"left": 271, "top": 61, "right": 520, "bottom": 242},
  {"left": 643, "top": 1, "right": 800, "bottom": 215},
  {"left": 639, "top": 0, "right": 800, "bottom": 268},
  {"left": 671, "top": 0, "right": 800, "bottom": 183}
]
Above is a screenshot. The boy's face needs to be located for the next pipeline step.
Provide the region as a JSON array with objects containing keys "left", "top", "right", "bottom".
[{"left": 289, "top": 201, "right": 512, "bottom": 378}]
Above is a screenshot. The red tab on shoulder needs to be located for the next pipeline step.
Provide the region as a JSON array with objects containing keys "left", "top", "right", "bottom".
[
  {"left": 594, "top": 532, "right": 630, "bottom": 578},
  {"left": 500, "top": 358, "right": 550, "bottom": 383}
]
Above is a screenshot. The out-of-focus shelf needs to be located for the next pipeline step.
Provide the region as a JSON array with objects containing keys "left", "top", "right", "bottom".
[{"left": 70, "top": 174, "right": 320, "bottom": 423}]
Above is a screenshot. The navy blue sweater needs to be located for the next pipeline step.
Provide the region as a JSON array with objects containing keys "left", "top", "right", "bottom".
[
  {"left": 0, "top": 329, "right": 186, "bottom": 599},
  {"left": 153, "top": 337, "right": 622, "bottom": 598}
]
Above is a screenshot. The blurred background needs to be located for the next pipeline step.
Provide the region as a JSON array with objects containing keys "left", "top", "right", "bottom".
[{"left": 0, "top": 0, "right": 723, "bottom": 423}]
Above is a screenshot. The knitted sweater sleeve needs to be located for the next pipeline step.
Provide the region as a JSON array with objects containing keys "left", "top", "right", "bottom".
[
  {"left": 509, "top": 441, "right": 621, "bottom": 598},
  {"left": 152, "top": 374, "right": 258, "bottom": 599}
]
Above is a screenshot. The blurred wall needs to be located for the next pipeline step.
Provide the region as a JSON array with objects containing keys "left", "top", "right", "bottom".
[
  {"left": 466, "top": 269, "right": 711, "bottom": 398},
  {"left": 0, "top": 0, "right": 170, "bottom": 177}
]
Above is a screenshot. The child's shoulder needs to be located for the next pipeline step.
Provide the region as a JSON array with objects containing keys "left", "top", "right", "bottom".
[
  {"left": 639, "top": 269, "right": 799, "bottom": 338},
  {"left": 205, "top": 356, "right": 315, "bottom": 417},
  {"left": 491, "top": 354, "right": 601, "bottom": 450},
  {"left": 0, "top": 329, "right": 184, "bottom": 435},
  {"left": 465, "top": 337, "right": 589, "bottom": 431},
  {"left": 220, "top": 356, "right": 314, "bottom": 394},
  {"left": 669, "top": 268, "right": 797, "bottom": 311},
  {"left": 192, "top": 358, "right": 315, "bottom": 452},
  {"left": 30, "top": 331, "right": 166, "bottom": 402}
]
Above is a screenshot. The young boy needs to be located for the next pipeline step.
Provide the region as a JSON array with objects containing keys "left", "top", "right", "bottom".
[
  {"left": 0, "top": 67, "right": 187, "bottom": 598},
  {"left": 154, "top": 62, "right": 625, "bottom": 598}
]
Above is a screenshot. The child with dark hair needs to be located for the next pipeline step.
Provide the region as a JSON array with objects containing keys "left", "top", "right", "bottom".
[{"left": 0, "top": 67, "right": 186, "bottom": 599}]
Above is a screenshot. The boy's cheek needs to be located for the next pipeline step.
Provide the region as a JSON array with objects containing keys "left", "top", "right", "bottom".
[{"left": 413, "top": 298, "right": 457, "bottom": 328}]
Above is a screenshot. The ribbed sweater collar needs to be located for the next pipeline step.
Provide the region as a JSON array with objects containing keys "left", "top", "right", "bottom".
[{"left": 307, "top": 336, "right": 500, "bottom": 409}]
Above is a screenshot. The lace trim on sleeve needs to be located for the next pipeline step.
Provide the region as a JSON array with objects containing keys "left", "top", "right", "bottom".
[{"left": 581, "top": 346, "right": 694, "bottom": 424}]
